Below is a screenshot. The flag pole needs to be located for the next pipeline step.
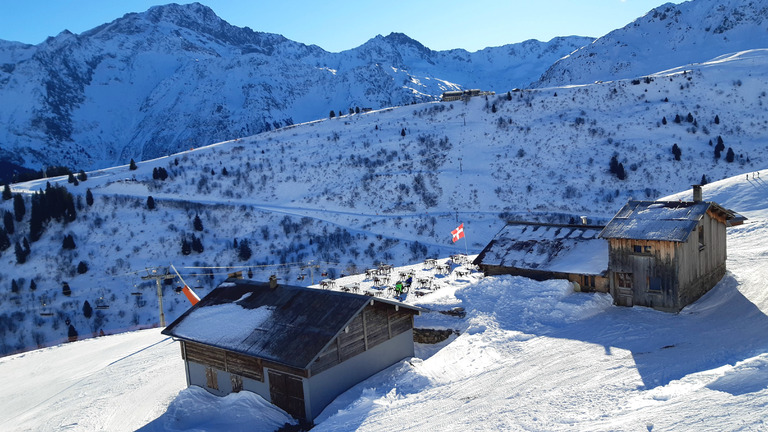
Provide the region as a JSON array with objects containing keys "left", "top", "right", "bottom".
[{"left": 463, "top": 226, "right": 468, "bottom": 256}]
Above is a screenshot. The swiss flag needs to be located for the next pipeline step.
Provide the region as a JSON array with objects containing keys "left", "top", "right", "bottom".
[{"left": 451, "top": 223, "right": 465, "bottom": 243}]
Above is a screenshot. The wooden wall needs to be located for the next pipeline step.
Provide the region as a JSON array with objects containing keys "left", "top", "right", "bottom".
[
  {"left": 310, "top": 303, "right": 414, "bottom": 376},
  {"left": 607, "top": 210, "right": 727, "bottom": 311},
  {"left": 183, "top": 341, "right": 265, "bottom": 381},
  {"left": 607, "top": 238, "right": 679, "bottom": 311},
  {"left": 676, "top": 211, "right": 727, "bottom": 307}
]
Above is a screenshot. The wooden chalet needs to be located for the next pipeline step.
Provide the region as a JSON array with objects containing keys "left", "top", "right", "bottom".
[
  {"left": 472, "top": 222, "right": 609, "bottom": 292},
  {"left": 162, "top": 279, "right": 420, "bottom": 421},
  {"left": 599, "top": 186, "right": 737, "bottom": 312}
]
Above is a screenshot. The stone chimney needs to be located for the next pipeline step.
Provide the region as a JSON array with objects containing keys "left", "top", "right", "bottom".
[
  {"left": 580, "top": 216, "right": 588, "bottom": 225},
  {"left": 692, "top": 185, "right": 703, "bottom": 202},
  {"left": 269, "top": 275, "right": 278, "bottom": 290}
]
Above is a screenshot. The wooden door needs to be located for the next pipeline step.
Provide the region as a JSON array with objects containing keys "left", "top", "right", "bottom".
[
  {"left": 268, "top": 370, "right": 306, "bottom": 420},
  {"left": 615, "top": 272, "right": 633, "bottom": 307}
]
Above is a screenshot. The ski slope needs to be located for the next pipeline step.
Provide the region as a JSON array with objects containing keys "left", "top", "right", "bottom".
[{"left": 0, "top": 171, "right": 766, "bottom": 431}]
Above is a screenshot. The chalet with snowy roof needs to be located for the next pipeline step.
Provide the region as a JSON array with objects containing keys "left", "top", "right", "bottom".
[
  {"left": 472, "top": 221, "right": 610, "bottom": 292},
  {"left": 162, "top": 279, "right": 420, "bottom": 421},
  {"left": 599, "top": 185, "right": 736, "bottom": 312}
]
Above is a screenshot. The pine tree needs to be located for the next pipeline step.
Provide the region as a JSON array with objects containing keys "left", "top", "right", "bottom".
[
  {"left": 2, "top": 183, "right": 10, "bottom": 201},
  {"left": 193, "top": 214, "right": 203, "bottom": 231},
  {"left": 129, "top": 158, "right": 137, "bottom": 170},
  {"left": 725, "top": 147, "right": 735, "bottom": 163},
  {"left": 221, "top": 167, "right": 228, "bottom": 176},
  {"left": 4, "top": 211, "right": 14, "bottom": 235},
  {"left": 146, "top": 196, "right": 155, "bottom": 210},
  {"left": 181, "top": 237, "right": 191, "bottom": 255},
  {"left": 67, "top": 324, "right": 78, "bottom": 342},
  {"left": 233, "top": 238, "right": 238, "bottom": 249},
  {"left": 701, "top": 174, "right": 708, "bottom": 186},
  {"left": 83, "top": 300, "right": 93, "bottom": 319},
  {"left": 616, "top": 163, "right": 626, "bottom": 180},
  {"left": 152, "top": 168, "right": 159, "bottom": 180},
  {"left": 686, "top": 112, "right": 694, "bottom": 123},
  {"left": 77, "top": 261, "right": 89, "bottom": 274},
  {"left": 714, "top": 140, "right": 725, "bottom": 159},
  {"left": 400, "top": 128, "right": 406, "bottom": 137},
  {"left": 238, "top": 239, "right": 252, "bottom": 261},
  {"left": 15, "top": 241, "right": 27, "bottom": 264},
  {"left": 11, "top": 279, "right": 19, "bottom": 293},
  {"left": 661, "top": 116, "right": 667, "bottom": 125},
  {"left": 77, "top": 170, "right": 87, "bottom": 181},
  {"left": 29, "top": 279, "right": 36, "bottom": 291},
  {"left": 191, "top": 235, "right": 204, "bottom": 253},
  {"left": 86, "top": 189, "right": 94, "bottom": 206},
  {"left": 506, "top": 91, "right": 512, "bottom": 101},
  {"left": 13, "top": 194, "right": 25, "bottom": 222},
  {"left": 0, "top": 229, "right": 10, "bottom": 251},
  {"left": 62, "top": 282, "right": 72, "bottom": 296},
  {"left": 62, "top": 234, "right": 76, "bottom": 250},
  {"left": 674, "top": 114, "right": 682, "bottom": 124},
  {"left": 609, "top": 155, "right": 620, "bottom": 176},
  {"left": 67, "top": 173, "right": 76, "bottom": 183},
  {"left": 329, "top": 110, "right": 335, "bottom": 119},
  {"left": 714, "top": 115, "right": 720, "bottom": 124},
  {"left": 672, "top": 143, "right": 682, "bottom": 161}
]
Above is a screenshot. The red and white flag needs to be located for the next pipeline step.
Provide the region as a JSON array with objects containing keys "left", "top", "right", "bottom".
[{"left": 451, "top": 223, "right": 465, "bottom": 243}]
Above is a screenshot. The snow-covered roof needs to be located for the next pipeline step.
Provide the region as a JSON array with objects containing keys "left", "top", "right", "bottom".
[
  {"left": 162, "top": 280, "right": 419, "bottom": 370},
  {"left": 474, "top": 223, "right": 608, "bottom": 276},
  {"left": 599, "top": 200, "right": 724, "bottom": 242}
]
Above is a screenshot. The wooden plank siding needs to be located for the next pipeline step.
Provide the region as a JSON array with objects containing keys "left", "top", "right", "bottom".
[
  {"left": 607, "top": 238, "right": 680, "bottom": 311},
  {"left": 676, "top": 211, "right": 727, "bottom": 308},
  {"left": 607, "top": 210, "right": 727, "bottom": 311},
  {"left": 182, "top": 341, "right": 264, "bottom": 382},
  {"left": 310, "top": 303, "right": 415, "bottom": 376}
]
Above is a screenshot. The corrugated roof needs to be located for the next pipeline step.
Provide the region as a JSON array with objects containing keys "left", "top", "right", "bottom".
[
  {"left": 162, "top": 280, "right": 417, "bottom": 370},
  {"left": 473, "top": 223, "right": 608, "bottom": 275},
  {"left": 599, "top": 201, "right": 713, "bottom": 242}
]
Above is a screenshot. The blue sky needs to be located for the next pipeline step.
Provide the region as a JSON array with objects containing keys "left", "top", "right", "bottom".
[{"left": 0, "top": 0, "right": 685, "bottom": 52}]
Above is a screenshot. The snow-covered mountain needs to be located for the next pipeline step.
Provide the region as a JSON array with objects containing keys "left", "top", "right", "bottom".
[
  {"left": 536, "top": 0, "right": 768, "bottom": 87},
  {"left": 0, "top": 2, "right": 590, "bottom": 174},
  {"left": 1, "top": 47, "right": 766, "bottom": 357}
]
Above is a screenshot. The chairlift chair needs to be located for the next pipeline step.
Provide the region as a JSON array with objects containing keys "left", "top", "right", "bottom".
[{"left": 39, "top": 297, "right": 54, "bottom": 317}]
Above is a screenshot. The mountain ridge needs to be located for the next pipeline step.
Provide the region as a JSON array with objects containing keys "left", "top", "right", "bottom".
[{"left": 0, "top": 2, "right": 591, "bottom": 175}]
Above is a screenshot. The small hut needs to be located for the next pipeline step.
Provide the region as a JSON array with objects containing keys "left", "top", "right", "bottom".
[
  {"left": 473, "top": 222, "right": 609, "bottom": 292},
  {"left": 599, "top": 186, "right": 736, "bottom": 311},
  {"left": 162, "top": 279, "right": 420, "bottom": 421}
]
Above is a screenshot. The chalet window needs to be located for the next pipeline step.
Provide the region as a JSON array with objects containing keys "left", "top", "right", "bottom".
[
  {"left": 581, "top": 275, "right": 596, "bottom": 288},
  {"left": 617, "top": 273, "right": 633, "bottom": 289},
  {"left": 648, "top": 277, "right": 662, "bottom": 292},
  {"left": 633, "top": 245, "right": 642, "bottom": 253},
  {"left": 205, "top": 367, "right": 219, "bottom": 390},
  {"left": 698, "top": 226, "right": 705, "bottom": 250}
]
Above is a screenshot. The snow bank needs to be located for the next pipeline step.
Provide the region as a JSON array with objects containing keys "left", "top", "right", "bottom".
[{"left": 139, "top": 386, "right": 296, "bottom": 431}]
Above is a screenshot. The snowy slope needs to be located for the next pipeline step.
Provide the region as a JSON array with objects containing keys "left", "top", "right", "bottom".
[
  {"left": 1, "top": 49, "right": 767, "bottom": 357},
  {"left": 1, "top": 170, "right": 766, "bottom": 431},
  {"left": 0, "top": 3, "right": 590, "bottom": 173},
  {"left": 536, "top": 0, "right": 768, "bottom": 87}
]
